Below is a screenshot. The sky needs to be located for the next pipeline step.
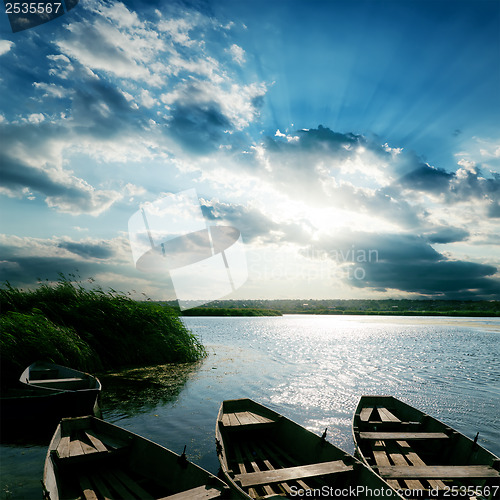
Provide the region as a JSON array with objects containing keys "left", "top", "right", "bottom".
[{"left": 0, "top": 0, "right": 499, "bottom": 303}]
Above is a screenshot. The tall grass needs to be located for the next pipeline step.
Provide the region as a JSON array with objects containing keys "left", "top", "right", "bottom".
[{"left": 0, "top": 277, "right": 206, "bottom": 387}]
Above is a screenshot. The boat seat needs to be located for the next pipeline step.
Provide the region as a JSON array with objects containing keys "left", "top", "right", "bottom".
[
  {"left": 56, "top": 430, "right": 130, "bottom": 464},
  {"left": 395, "top": 440, "right": 446, "bottom": 490},
  {"left": 359, "top": 431, "right": 449, "bottom": 441},
  {"left": 234, "top": 460, "right": 353, "bottom": 488},
  {"left": 30, "top": 377, "right": 85, "bottom": 383},
  {"left": 377, "top": 408, "right": 401, "bottom": 422},
  {"left": 360, "top": 407, "right": 401, "bottom": 423},
  {"left": 378, "top": 465, "right": 500, "bottom": 479},
  {"left": 221, "top": 411, "right": 274, "bottom": 427},
  {"left": 159, "top": 485, "right": 228, "bottom": 499}
]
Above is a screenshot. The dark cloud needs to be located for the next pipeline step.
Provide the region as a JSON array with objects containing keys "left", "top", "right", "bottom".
[
  {"left": 309, "top": 231, "right": 500, "bottom": 300},
  {"left": 71, "top": 80, "right": 145, "bottom": 138},
  {"left": 265, "top": 126, "right": 370, "bottom": 157},
  {"left": 0, "top": 255, "right": 99, "bottom": 286},
  {"left": 351, "top": 259, "right": 499, "bottom": 300},
  {"left": 424, "top": 226, "right": 470, "bottom": 244},
  {"left": 167, "top": 102, "right": 231, "bottom": 154},
  {"left": 0, "top": 156, "right": 70, "bottom": 198},
  {"left": 447, "top": 169, "right": 500, "bottom": 205},
  {"left": 398, "top": 164, "right": 453, "bottom": 193},
  {"left": 0, "top": 153, "right": 119, "bottom": 215},
  {"left": 58, "top": 241, "right": 115, "bottom": 259},
  {"left": 396, "top": 163, "right": 500, "bottom": 218}
]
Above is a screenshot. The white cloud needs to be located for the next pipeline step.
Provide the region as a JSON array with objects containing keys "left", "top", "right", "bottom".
[
  {"left": 0, "top": 40, "right": 14, "bottom": 56},
  {"left": 140, "top": 89, "right": 156, "bottom": 108},
  {"left": 28, "top": 113, "right": 45, "bottom": 124},
  {"left": 227, "top": 44, "right": 246, "bottom": 65},
  {"left": 33, "top": 82, "right": 70, "bottom": 98}
]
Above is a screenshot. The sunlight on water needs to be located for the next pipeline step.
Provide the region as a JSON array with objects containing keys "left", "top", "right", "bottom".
[{"left": 2, "top": 315, "right": 499, "bottom": 499}]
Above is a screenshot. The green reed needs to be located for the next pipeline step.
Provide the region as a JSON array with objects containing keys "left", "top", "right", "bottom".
[{"left": 0, "top": 277, "right": 206, "bottom": 387}]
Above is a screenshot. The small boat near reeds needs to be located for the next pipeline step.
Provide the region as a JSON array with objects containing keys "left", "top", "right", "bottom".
[
  {"left": 352, "top": 395, "right": 500, "bottom": 497},
  {"left": 43, "top": 415, "right": 232, "bottom": 500},
  {"left": 216, "top": 398, "right": 401, "bottom": 499},
  {"left": 20, "top": 361, "right": 101, "bottom": 418}
]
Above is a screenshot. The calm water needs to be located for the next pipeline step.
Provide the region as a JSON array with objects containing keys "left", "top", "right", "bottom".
[{"left": 1, "top": 315, "right": 499, "bottom": 498}]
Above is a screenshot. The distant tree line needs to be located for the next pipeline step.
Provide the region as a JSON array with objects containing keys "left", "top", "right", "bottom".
[{"left": 161, "top": 299, "right": 500, "bottom": 317}]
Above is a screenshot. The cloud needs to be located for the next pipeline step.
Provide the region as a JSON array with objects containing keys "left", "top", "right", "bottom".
[
  {"left": 0, "top": 0, "right": 269, "bottom": 215},
  {"left": 398, "top": 164, "right": 453, "bottom": 193},
  {"left": 309, "top": 231, "right": 500, "bottom": 299},
  {"left": 0, "top": 144, "right": 122, "bottom": 216},
  {"left": 226, "top": 44, "right": 246, "bottom": 65},
  {"left": 424, "top": 226, "right": 470, "bottom": 244},
  {"left": 0, "top": 234, "right": 176, "bottom": 300},
  {"left": 0, "top": 40, "right": 14, "bottom": 56},
  {"left": 0, "top": 234, "right": 127, "bottom": 286},
  {"left": 55, "top": 6, "right": 164, "bottom": 84},
  {"left": 161, "top": 80, "right": 266, "bottom": 154},
  {"left": 58, "top": 240, "right": 115, "bottom": 259}
]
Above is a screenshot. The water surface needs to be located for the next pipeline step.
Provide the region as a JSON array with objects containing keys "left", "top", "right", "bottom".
[{"left": 1, "top": 315, "right": 499, "bottom": 498}]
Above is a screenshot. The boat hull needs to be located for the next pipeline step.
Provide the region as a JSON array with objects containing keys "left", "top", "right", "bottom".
[
  {"left": 43, "top": 416, "right": 231, "bottom": 500},
  {"left": 352, "top": 395, "right": 500, "bottom": 497},
  {"left": 18, "top": 361, "right": 101, "bottom": 416},
  {"left": 216, "top": 398, "right": 401, "bottom": 499}
]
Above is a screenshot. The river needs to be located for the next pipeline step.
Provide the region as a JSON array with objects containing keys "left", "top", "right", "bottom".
[{"left": 1, "top": 315, "right": 499, "bottom": 498}]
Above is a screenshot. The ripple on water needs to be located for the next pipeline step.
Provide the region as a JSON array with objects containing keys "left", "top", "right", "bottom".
[{"left": 2, "top": 315, "right": 499, "bottom": 498}]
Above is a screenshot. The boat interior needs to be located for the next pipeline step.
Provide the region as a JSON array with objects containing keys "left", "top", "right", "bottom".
[
  {"left": 353, "top": 403, "right": 500, "bottom": 498},
  {"left": 28, "top": 367, "right": 97, "bottom": 391},
  {"left": 218, "top": 404, "right": 360, "bottom": 499},
  {"left": 48, "top": 422, "right": 225, "bottom": 500}
]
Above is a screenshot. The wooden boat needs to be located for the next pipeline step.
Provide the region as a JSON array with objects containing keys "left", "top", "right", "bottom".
[
  {"left": 20, "top": 361, "right": 101, "bottom": 418},
  {"left": 43, "top": 415, "right": 232, "bottom": 500},
  {"left": 216, "top": 398, "right": 401, "bottom": 499},
  {"left": 352, "top": 396, "right": 500, "bottom": 497}
]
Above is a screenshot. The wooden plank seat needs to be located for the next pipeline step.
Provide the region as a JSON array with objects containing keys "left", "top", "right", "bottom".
[
  {"left": 221, "top": 411, "right": 274, "bottom": 427},
  {"left": 235, "top": 460, "right": 353, "bottom": 488},
  {"left": 384, "top": 441, "right": 426, "bottom": 491},
  {"left": 260, "top": 441, "right": 318, "bottom": 494},
  {"left": 56, "top": 430, "right": 129, "bottom": 464},
  {"left": 378, "top": 408, "right": 401, "bottom": 423},
  {"left": 360, "top": 432, "right": 449, "bottom": 441},
  {"left": 378, "top": 465, "right": 500, "bottom": 480},
  {"left": 30, "top": 377, "right": 85, "bottom": 384},
  {"left": 370, "top": 439, "right": 449, "bottom": 492},
  {"left": 29, "top": 377, "right": 90, "bottom": 390},
  {"left": 396, "top": 440, "right": 446, "bottom": 490},
  {"left": 251, "top": 442, "right": 294, "bottom": 496},
  {"left": 360, "top": 407, "right": 401, "bottom": 423},
  {"left": 370, "top": 440, "right": 404, "bottom": 491},
  {"left": 360, "top": 407, "right": 374, "bottom": 422},
  {"left": 160, "top": 485, "right": 228, "bottom": 500}
]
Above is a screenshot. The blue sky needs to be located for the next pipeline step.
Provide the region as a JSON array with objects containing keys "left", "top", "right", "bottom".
[{"left": 1, "top": 0, "right": 499, "bottom": 301}]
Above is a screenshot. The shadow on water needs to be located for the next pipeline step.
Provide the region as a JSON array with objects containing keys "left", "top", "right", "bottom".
[{"left": 98, "top": 361, "right": 203, "bottom": 417}]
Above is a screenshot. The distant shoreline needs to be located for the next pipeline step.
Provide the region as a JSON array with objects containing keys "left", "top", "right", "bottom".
[
  {"left": 180, "top": 309, "right": 499, "bottom": 317},
  {"left": 161, "top": 299, "right": 500, "bottom": 317}
]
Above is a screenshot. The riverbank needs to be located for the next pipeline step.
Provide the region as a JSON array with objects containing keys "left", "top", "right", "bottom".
[
  {"left": 0, "top": 279, "right": 206, "bottom": 388},
  {"left": 181, "top": 307, "right": 282, "bottom": 316},
  {"left": 163, "top": 299, "right": 500, "bottom": 317}
]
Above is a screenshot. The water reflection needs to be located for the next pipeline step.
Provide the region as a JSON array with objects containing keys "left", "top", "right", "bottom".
[{"left": 98, "top": 361, "right": 203, "bottom": 417}]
